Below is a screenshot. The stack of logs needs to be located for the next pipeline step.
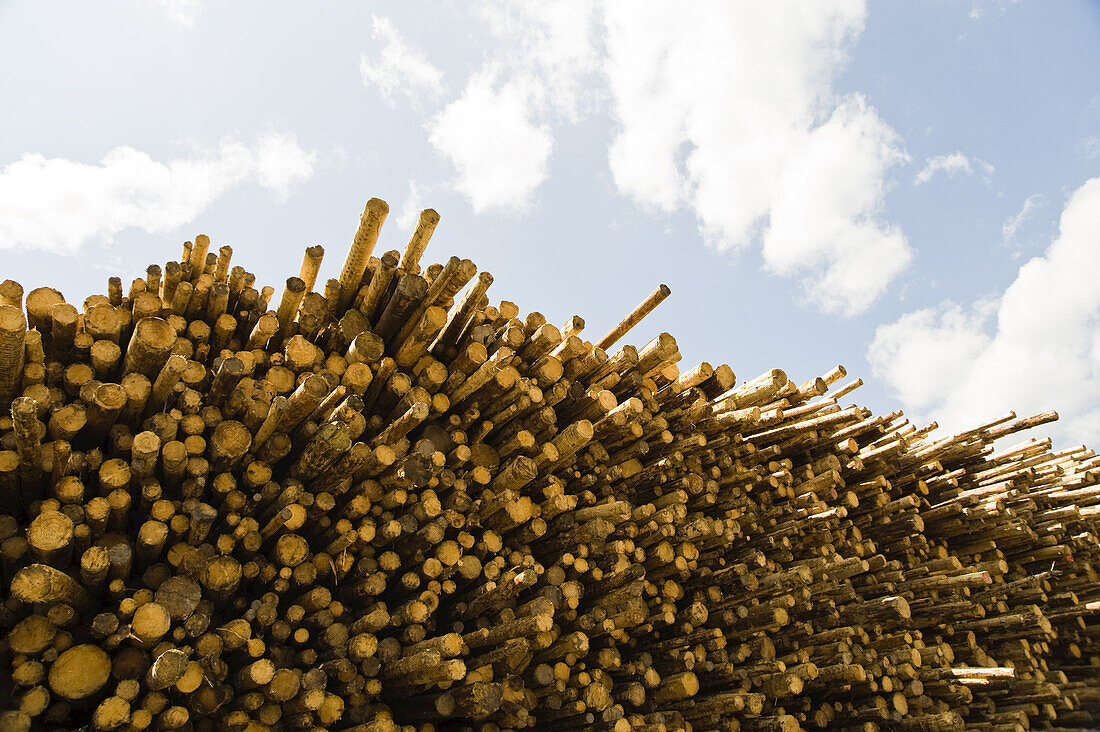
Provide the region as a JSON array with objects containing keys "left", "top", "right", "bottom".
[{"left": 0, "top": 198, "right": 1097, "bottom": 731}]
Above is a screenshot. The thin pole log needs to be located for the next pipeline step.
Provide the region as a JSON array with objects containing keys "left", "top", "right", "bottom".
[{"left": 595, "top": 284, "right": 671, "bottom": 351}]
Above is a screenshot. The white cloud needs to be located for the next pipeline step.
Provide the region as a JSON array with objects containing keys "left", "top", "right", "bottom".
[
  {"left": 421, "top": 1, "right": 600, "bottom": 212},
  {"left": 476, "top": 0, "right": 603, "bottom": 121},
  {"left": 914, "top": 151, "right": 994, "bottom": 185},
  {"left": 381, "top": 1, "right": 914, "bottom": 313},
  {"left": 397, "top": 180, "right": 424, "bottom": 231},
  {"left": 154, "top": 0, "right": 202, "bottom": 27},
  {"left": 427, "top": 72, "right": 554, "bottom": 213},
  {"left": 0, "top": 132, "right": 316, "bottom": 255},
  {"left": 967, "top": 0, "right": 1020, "bottom": 20},
  {"left": 868, "top": 177, "right": 1100, "bottom": 446},
  {"left": 1002, "top": 193, "right": 1044, "bottom": 242},
  {"left": 1078, "top": 135, "right": 1100, "bottom": 159},
  {"left": 868, "top": 303, "right": 992, "bottom": 412},
  {"left": 764, "top": 96, "right": 912, "bottom": 315},
  {"left": 603, "top": 1, "right": 910, "bottom": 315},
  {"left": 359, "top": 15, "right": 445, "bottom": 107},
  {"left": 252, "top": 132, "right": 318, "bottom": 202}
]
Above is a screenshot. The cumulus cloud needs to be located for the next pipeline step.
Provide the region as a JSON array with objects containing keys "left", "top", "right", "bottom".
[
  {"left": 604, "top": 1, "right": 911, "bottom": 315},
  {"left": 423, "top": 1, "right": 600, "bottom": 212},
  {"left": 360, "top": 15, "right": 445, "bottom": 107},
  {"left": 763, "top": 96, "right": 911, "bottom": 315},
  {"left": 0, "top": 132, "right": 316, "bottom": 255},
  {"left": 867, "top": 303, "right": 993, "bottom": 412},
  {"left": 868, "top": 177, "right": 1100, "bottom": 446},
  {"left": 914, "top": 151, "right": 994, "bottom": 185},
  {"left": 380, "top": 1, "right": 914, "bottom": 313},
  {"left": 428, "top": 72, "right": 554, "bottom": 213},
  {"left": 1002, "top": 193, "right": 1045, "bottom": 242},
  {"left": 154, "top": 0, "right": 203, "bottom": 27}
]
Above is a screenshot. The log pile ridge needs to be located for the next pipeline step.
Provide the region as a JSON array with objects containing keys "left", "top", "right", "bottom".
[{"left": 0, "top": 198, "right": 1097, "bottom": 732}]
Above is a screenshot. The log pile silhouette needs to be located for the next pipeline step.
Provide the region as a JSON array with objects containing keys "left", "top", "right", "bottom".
[{"left": 0, "top": 198, "right": 1097, "bottom": 731}]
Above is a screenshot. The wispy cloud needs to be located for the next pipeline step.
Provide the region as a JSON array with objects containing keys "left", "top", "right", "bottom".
[
  {"left": 967, "top": 0, "right": 1021, "bottom": 20},
  {"left": 914, "top": 151, "right": 994, "bottom": 185},
  {"left": 360, "top": 15, "right": 445, "bottom": 108},
  {"left": 154, "top": 0, "right": 203, "bottom": 27},
  {"left": 251, "top": 132, "right": 318, "bottom": 202},
  {"left": 0, "top": 132, "right": 316, "bottom": 255},
  {"left": 1079, "top": 135, "right": 1100, "bottom": 159},
  {"left": 397, "top": 180, "right": 425, "bottom": 231},
  {"left": 1002, "top": 193, "right": 1044, "bottom": 242}
]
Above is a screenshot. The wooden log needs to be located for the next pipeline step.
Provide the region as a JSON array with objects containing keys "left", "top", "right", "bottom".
[
  {"left": 595, "top": 284, "right": 670, "bottom": 351},
  {"left": 400, "top": 209, "right": 441, "bottom": 275},
  {"left": 299, "top": 244, "right": 325, "bottom": 292},
  {"left": 122, "top": 317, "right": 176, "bottom": 378},
  {"left": 276, "top": 276, "right": 307, "bottom": 342},
  {"left": 1, "top": 197, "right": 1097, "bottom": 732},
  {"left": 47, "top": 644, "right": 111, "bottom": 700},
  {"left": 0, "top": 279, "right": 22, "bottom": 309},
  {"left": 340, "top": 198, "right": 389, "bottom": 311},
  {"left": 0, "top": 305, "right": 27, "bottom": 410},
  {"left": 358, "top": 250, "right": 400, "bottom": 323}
]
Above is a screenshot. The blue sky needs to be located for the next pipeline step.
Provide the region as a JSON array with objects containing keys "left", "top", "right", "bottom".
[{"left": 1, "top": 0, "right": 1098, "bottom": 445}]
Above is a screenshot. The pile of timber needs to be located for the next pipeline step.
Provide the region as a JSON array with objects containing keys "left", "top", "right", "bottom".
[{"left": 0, "top": 198, "right": 1097, "bottom": 732}]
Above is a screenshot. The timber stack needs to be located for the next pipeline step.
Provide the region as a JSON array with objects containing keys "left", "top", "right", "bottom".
[{"left": 0, "top": 198, "right": 1097, "bottom": 732}]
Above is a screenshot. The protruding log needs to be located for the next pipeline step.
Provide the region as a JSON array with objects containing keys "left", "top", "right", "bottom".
[
  {"left": 299, "top": 244, "right": 325, "bottom": 292},
  {"left": 340, "top": 197, "right": 389, "bottom": 310},
  {"left": 595, "top": 283, "right": 670, "bottom": 351},
  {"left": 400, "top": 208, "right": 441, "bottom": 275}
]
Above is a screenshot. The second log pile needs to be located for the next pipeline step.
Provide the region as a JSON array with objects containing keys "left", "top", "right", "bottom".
[{"left": 0, "top": 198, "right": 1097, "bottom": 731}]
